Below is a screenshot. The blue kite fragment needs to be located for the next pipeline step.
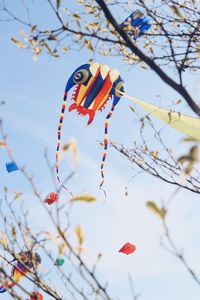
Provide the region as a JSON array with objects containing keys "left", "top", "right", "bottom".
[
  {"left": 6, "top": 161, "right": 18, "bottom": 173},
  {"left": 120, "top": 10, "right": 151, "bottom": 41}
]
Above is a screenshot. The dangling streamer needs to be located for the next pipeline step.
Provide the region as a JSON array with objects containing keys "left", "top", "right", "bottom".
[
  {"left": 120, "top": 92, "right": 200, "bottom": 141},
  {"left": 56, "top": 90, "right": 73, "bottom": 196},
  {"left": 100, "top": 105, "right": 116, "bottom": 194}
]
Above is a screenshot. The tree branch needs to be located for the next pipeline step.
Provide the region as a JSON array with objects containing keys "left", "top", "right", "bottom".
[{"left": 95, "top": 0, "right": 200, "bottom": 116}]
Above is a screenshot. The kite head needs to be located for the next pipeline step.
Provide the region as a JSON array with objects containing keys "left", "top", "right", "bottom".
[
  {"left": 64, "top": 63, "right": 92, "bottom": 93},
  {"left": 66, "top": 62, "right": 125, "bottom": 125}
]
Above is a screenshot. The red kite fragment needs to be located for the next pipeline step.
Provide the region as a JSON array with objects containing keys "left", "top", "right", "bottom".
[
  {"left": 30, "top": 292, "right": 43, "bottom": 300},
  {"left": 119, "top": 242, "right": 136, "bottom": 255},
  {"left": 44, "top": 192, "right": 58, "bottom": 205}
]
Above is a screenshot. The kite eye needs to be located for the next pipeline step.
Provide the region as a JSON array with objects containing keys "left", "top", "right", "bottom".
[
  {"left": 74, "top": 73, "right": 81, "bottom": 80},
  {"left": 115, "top": 81, "right": 125, "bottom": 97},
  {"left": 73, "top": 69, "right": 89, "bottom": 84}
]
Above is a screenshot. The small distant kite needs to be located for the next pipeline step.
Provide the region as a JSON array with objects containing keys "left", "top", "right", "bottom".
[
  {"left": 44, "top": 192, "right": 58, "bottom": 205},
  {"left": 119, "top": 243, "right": 136, "bottom": 255},
  {"left": 120, "top": 10, "right": 151, "bottom": 40},
  {"left": 30, "top": 292, "right": 43, "bottom": 300},
  {"left": 6, "top": 161, "right": 18, "bottom": 173},
  {"left": 0, "top": 251, "right": 41, "bottom": 293},
  {"left": 56, "top": 62, "right": 125, "bottom": 191},
  {"left": 54, "top": 258, "right": 65, "bottom": 266}
]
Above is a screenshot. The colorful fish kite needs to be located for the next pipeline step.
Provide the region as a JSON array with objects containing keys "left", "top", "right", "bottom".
[
  {"left": 0, "top": 251, "right": 41, "bottom": 293},
  {"left": 6, "top": 161, "right": 18, "bottom": 173},
  {"left": 30, "top": 292, "right": 43, "bottom": 300},
  {"left": 120, "top": 10, "right": 151, "bottom": 41},
  {"left": 56, "top": 62, "right": 125, "bottom": 191},
  {"left": 119, "top": 242, "right": 136, "bottom": 255}
]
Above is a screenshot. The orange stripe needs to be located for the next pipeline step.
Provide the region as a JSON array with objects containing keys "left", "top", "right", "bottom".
[{"left": 93, "top": 75, "right": 113, "bottom": 111}]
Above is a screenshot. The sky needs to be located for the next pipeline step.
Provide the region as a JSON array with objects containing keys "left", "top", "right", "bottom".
[{"left": 0, "top": 1, "right": 200, "bottom": 300}]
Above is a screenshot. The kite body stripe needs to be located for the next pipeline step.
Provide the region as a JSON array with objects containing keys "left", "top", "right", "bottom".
[{"left": 84, "top": 70, "right": 108, "bottom": 108}]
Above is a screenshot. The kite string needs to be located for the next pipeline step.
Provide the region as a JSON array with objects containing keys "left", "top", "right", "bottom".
[
  {"left": 56, "top": 91, "right": 73, "bottom": 196},
  {"left": 99, "top": 104, "right": 115, "bottom": 196}
]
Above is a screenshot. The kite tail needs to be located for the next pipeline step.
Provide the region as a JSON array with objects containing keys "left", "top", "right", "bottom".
[
  {"left": 100, "top": 104, "right": 115, "bottom": 193},
  {"left": 56, "top": 92, "right": 73, "bottom": 196}
]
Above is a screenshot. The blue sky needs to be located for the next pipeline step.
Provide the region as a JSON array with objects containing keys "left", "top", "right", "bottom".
[{"left": 1, "top": 1, "right": 200, "bottom": 299}]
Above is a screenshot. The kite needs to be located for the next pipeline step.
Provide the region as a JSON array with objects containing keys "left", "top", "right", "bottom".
[
  {"left": 56, "top": 62, "right": 125, "bottom": 190},
  {"left": 6, "top": 161, "right": 18, "bottom": 173},
  {"left": 30, "top": 292, "right": 43, "bottom": 300},
  {"left": 119, "top": 242, "right": 136, "bottom": 255},
  {"left": 56, "top": 62, "right": 200, "bottom": 192},
  {"left": 120, "top": 10, "right": 151, "bottom": 41},
  {"left": 54, "top": 258, "right": 65, "bottom": 266},
  {"left": 0, "top": 251, "right": 41, "bottom": 293},
  {"left": 44, "top": 192, "right": 58, "bottom": 205}
]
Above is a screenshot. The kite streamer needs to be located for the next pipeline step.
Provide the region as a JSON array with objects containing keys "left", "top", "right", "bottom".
[{"left": 121, "top": 92, "right": 200, "bottom": 141}]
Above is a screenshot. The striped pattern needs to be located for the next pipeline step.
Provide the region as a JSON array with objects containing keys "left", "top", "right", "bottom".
[
  {"left": 0, "top": 267, "right": 27, "bottom": 293},
  {"left": 56, "top": 92, "right": 73, "bottom": 194},
  {"left": 100, "top": 104, "right": 115, "bottom": 189}
]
